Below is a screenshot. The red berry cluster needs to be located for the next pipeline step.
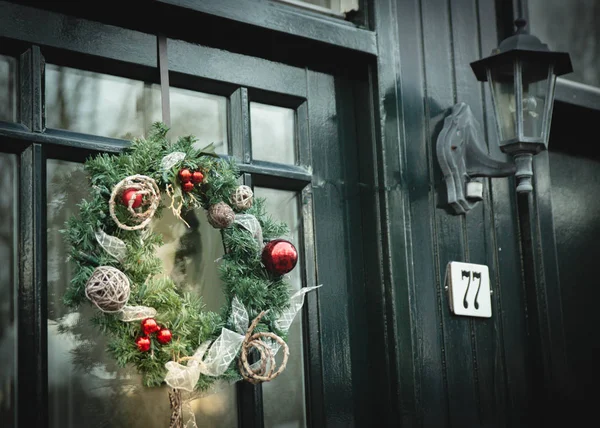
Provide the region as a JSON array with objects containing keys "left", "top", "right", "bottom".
[
  {"left": 178, "top": 168, "right": 204, "bottom": 193},
  {"left": 135, "top": 318, "right": 172, "bottom": 352}
]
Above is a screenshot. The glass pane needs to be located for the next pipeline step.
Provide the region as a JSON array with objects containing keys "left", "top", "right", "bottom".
[
  {"left": 300, "top": 0, "right": 332, "bottom": 7},
  {"left": 45, "top": 64, "right": 162, "bottom": 139},
  {"left": 45, "top": 65, "right": 229, "bottom": 150},
  {"left": 149, "top": 197, "right": 227, "bottom": 314},
  {"left": 0, "top": 153, "right": 17, "bottom": 428},
  {"left": 47, "top": 160, "right": 237, "bottom": 428},
  {"left": 256, "top": 188, "right": 306, "bottom": 428},
  {"left": 278, "top": 0, "right": 359, "bottom": 14},
  {"left": 250, "top": 103, "right": 296, "bottom": 165},
  {"left": 522, "top": 62, "right": 554, "bottom": 139},
  {"left": 528, "top": 0, "right": 600, "bottom": 87},
  {"left": 169, "top": 87, "right": 228, "bottom": 155},
  {"left": 489, "top": 67, "right": 517, "bottom": 142},
  {"left": 0, "top": 54, "right": 17, "bottom": 122}
]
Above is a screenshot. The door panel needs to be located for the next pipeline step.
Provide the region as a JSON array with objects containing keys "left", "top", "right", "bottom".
[
  {"left": 550, "top": 152, "right": 600, "bottom": 392},
  {"left": 548, "top": 101, "right": 600, "bottom": 421},
  {"left": 0, "top": 3, "right": 366, "bottom": 426},
  {"left": 34, "top": 28, "right": 359, "bottom": 428}
]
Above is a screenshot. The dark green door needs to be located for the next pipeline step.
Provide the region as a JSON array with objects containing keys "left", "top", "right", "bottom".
[{"left": 0, "top": 3, "right": 367, "bottom": 427}]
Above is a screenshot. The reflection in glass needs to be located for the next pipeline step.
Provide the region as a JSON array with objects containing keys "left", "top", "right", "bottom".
[
  {"left": 170, "top": 87, "right": 228, "bottom": 155},
  {"left": 488, "top": 67, "right": 517, "bottom": 142},
  {"left": 255, "top": 188, "right": 306, "bottom": 428},
  {"left": 0, "top": 54, "right": 17, "bottom": 122},
  {"left": 45, "top": 64, "right": 161, "bottom": 139},
  {"left": 0, "top": 153, "right": 16, "bottom": 427},
  {"left": 250, "top": 103, "right": 296, "bottom": 165},
  {"left": 521, "top": 62, "right": 554, "bottom": 139},
  {"left": 47, "top": 160, "right": 237, "bottom": 428},
  {"left": 278, "top": 0, "right": 359, "bottom": 14},
  {"left": 45, "top": 65, "right": 228, "bottom": 153},
  {"left": 150, "top": 197, "right": 227, "bottom": 313},
  {"left": 529, "top": 0, "right": 600, "bottom": 87}
]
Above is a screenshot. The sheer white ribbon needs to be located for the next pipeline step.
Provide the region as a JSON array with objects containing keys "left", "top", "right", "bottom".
[
  {"left": 256, "top": 285, "right": 322, "bottom": 363},
  {"left": 234, "top": 213, "right": 263, "bottom": 247},
  {"left": 164, "top": 328, "right": 244, "bottom": 391},
  {"left": 164, "top": 285, "right": 321, "bottom": 391},
  {"left": 118, "top": 305, "right": 157, "bottom": 322},
  {"left": 160, "top": 151, "right": 186, "bottom": 171},
  {"left": 95, "top": 229, "right": 127, "bottom": 262},
  {"left": 275, "top": 285, "right": 322, "bottom": 333}
]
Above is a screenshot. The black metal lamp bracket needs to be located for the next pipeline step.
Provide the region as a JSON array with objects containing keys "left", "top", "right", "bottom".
[{"left": 436, "top": 102, "right": 516, "bottom": 215}]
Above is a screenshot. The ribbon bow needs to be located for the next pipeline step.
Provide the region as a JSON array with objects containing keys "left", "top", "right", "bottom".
[{"left": 164, "top": 285, "right": 321, "bottom": 391}]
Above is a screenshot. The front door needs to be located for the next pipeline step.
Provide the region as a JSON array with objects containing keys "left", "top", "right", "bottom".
[{"left": 0, "top": 2, "right": 367, "bottom": 427}]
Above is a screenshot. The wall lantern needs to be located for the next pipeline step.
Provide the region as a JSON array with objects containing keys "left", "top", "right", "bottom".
[{"left": 437, "top": 18, "right": 573, "bottom": 214}]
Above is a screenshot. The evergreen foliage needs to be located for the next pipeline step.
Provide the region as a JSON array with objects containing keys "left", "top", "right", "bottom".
[{"left": 62, "top": 123, "right": 294, "bottom": 390}]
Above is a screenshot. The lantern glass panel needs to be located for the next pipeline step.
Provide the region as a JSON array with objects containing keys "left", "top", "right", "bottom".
[
  {"left": 521, "top": 61, "right": 555, "bottom": 140},
  {"left": 488, "top": 65, "right": 517, "bottom": 142}
]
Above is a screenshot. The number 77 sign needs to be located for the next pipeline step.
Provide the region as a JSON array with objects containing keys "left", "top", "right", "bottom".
[{"left": 446, "top": 261, "right": 492, "bottom": 318}]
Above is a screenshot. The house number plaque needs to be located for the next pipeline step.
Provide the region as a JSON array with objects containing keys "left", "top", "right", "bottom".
[{"left": 446, "top": 261, "right": 492, "bottom": 318}]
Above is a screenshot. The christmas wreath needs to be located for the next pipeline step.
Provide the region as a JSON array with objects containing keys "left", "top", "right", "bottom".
[{"left": 62, "top": 123, "right": 320, "bottom": 427}]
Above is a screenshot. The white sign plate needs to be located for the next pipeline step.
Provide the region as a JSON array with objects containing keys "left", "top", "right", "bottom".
[{"left": 446, "top": 261, "right": 492, "bottom": 318}]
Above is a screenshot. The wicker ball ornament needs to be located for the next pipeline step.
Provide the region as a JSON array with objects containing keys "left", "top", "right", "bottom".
[
  {"left": 85, "top": 266, "right": 131, "bottom": 313},
  {"left": 207, "top": 201, "right": 235, "bottom": 229},
  {"left": 231, "top": 185, "right": 254, "bottom": 211}
]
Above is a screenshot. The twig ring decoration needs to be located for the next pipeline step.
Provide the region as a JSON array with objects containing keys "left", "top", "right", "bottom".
[
  {"left": 109, "top": 174, "right": 160, "bottom": 231},
  {"left": 238, "top": 311, "right": 289, "bottom": 384}
]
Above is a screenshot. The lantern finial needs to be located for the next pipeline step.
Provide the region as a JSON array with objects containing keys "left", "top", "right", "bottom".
[{"left": 514, "top": 18, "right": 528, "bottom": 34}]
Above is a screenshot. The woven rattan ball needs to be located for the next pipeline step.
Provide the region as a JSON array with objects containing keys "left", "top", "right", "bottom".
[
  {"left": 207, "top": 201, "right": 235, "bottom": 229},
  {"left": 231, "top": 185, "right": 254, "bottom": 211},
  {"left": 85, "top": 266, "right": 131, "bottom": 312}
]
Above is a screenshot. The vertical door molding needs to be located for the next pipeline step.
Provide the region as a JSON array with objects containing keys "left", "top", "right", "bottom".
[
  {"left": 19, "top": 45, "right": 45, "bottom": 132},
  {"left": 296, "top": 100, "right": 326, "bottom": 428},
  {"left": 369, "top": 0, "right": 421, "bottom": 425},
  {"left": 230, "top": 87, "right": 251, "bottom": 163},
  {"left": 18, "top": 43, "right": 48, "bottom": 428},
  {"left": 18, "top": 143, "right": 48, "bottom": 428},
  {"left": 233, "top": 97, "right": 264, "bottom": 428}
]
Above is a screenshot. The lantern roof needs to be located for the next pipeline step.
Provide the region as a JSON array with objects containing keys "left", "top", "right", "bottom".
[{"left": 470, "top": 18, "right": 573, "bottom": 82}]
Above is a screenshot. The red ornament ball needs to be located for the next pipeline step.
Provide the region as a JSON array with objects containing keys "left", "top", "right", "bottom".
[
  {"left": 141, "top": 318, "right": 160, "bottom": 335},
  {"left": 121, "top": 188, "right": 143, "bottom": 208},
  {"left": 156, "top": 328, "right": 172, "bottom": 345},
  {"left": 261, "top": 239, "right": 298, "bottom": 275},
  {"left": 192, "top": 171, "right": 204, "bottom": 184},
  {"left": 135, "top": 336, "right": 151, "bottom": 352},
  {"left": 182, "top": 181, "right": 195, "bottom": 192},
  {"left": 178, "top": 168, "right": 192, "bottom": 182}
]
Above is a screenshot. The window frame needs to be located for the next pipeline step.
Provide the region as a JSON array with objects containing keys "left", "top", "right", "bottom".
[
  {"left": 0, "top": 4, "right": 335, "bottom": 428},
  {"left": 154, "top": 0, "right": 374, "bottom": 51}
]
